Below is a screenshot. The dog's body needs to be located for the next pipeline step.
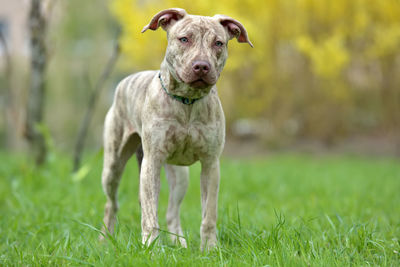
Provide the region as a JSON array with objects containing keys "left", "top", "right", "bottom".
[{"left": 100, "top": 8, "right": 252, "bottom": 250}]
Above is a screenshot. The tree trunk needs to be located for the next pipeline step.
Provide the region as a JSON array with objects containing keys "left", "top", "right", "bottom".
[
  {"left": 25, "top": 0, "right": 48, "bottom": 165},
  {"left": 0, "top": 29, "right": 14, "bottom": 149}
]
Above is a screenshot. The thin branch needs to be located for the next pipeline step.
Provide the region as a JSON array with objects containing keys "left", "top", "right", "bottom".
[{"left": 72, "top": 40, "right": 120, "bottom": 172}]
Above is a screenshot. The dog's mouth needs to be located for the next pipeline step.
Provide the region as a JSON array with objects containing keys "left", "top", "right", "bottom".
[
  {"left": 174, "top": 70, "right": 214, "bottom": 89},
  {"left": 190, "top": 78, "right": 210, "bottom": 89}
]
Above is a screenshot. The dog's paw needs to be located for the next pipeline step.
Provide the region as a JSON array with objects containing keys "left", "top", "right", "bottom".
[
  {"left": 98, "top": 234, "right": 106, "bottom": 242},
  {"left": 170, "top": 235, "right": 187, "bottom": 248},
  {"left": 178, "top": 237, "right": 188, "bottom": 248},
  {"left": 142, "top": 231, "right": 160, "bottom": 247},
  {"left": 98, "top": 226, "right": 112, "bottom": 242},
  {"left": 200, "top": 236, "right": 218, "bottom": 252}
]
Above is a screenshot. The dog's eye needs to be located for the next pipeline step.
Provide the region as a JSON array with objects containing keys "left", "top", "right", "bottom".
[
  {"left": 179, "top": 37, "right": 189, "bottom": 43},
  {"left": 215, "top": 41, "right": 224, "bottom": 47}
]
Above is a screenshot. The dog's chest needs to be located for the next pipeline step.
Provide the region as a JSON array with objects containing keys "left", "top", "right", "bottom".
[{"left": 162, "top": 120, "right": 222, "bottom": 166}]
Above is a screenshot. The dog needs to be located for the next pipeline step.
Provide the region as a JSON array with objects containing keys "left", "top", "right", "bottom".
[{"left": 100, "top": 8, "right": 252, "bottom": 250}]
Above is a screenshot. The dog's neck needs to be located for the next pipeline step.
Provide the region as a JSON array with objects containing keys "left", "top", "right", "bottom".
[{"left": 160, "top": 60, "right": 214, "bottom": 100}]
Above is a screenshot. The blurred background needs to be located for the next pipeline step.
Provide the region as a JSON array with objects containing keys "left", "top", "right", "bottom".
[{"left": 1, "top": 0, "right": 399, "bottom": 165}]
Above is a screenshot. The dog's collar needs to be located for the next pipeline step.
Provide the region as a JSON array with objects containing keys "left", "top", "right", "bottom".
[{"left": 158, "top": 72, "right": 203, "bottom": 105}]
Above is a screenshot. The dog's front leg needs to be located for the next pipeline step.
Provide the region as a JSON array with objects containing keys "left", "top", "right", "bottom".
[
  {"left": 200, "top": 158, "right": 220, "bottom": 250},
  {"left": 165, "top": 164, "right": 189, "bottom": 247},
  {"left": 140, "top": 155, "right": 162, "bottom": 245}
]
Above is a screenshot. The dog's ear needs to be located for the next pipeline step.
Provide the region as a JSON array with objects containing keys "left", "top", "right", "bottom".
[
  {"left": 214, "top": 15, "right": 253, "bottom": 47},
  {"left": 142, "top": 8, "right": 187, "bottom": 33}
]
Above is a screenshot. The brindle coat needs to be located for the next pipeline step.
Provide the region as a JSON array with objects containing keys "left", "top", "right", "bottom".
[{"left": 100, "top": 8, "right": 252, "bottom": 250}]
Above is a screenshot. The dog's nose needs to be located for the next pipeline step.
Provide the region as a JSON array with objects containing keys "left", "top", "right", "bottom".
[{"left": 192, "top": 61, "right": 210, "bottom": 76}]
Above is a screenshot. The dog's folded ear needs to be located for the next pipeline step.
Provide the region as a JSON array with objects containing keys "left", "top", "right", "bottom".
[
  {"left": 214, "top": 15, "right": 253, "bottom": 47},
  {"left": 142, "top": 8, "right": 187, "bottom": 33}
]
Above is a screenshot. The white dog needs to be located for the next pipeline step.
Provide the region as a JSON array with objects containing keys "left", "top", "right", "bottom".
[{"left": 100, "top": 8, "right": 252, "bottom": 250}]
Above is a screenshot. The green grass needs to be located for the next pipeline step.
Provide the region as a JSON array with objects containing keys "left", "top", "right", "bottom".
[{"left": 1, "top": 152, "right": 399, "bottom": 266}]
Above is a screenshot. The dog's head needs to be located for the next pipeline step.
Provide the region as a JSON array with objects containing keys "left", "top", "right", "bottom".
[{"left": 142, "top": 8, "right": 252, "bottom": 93}]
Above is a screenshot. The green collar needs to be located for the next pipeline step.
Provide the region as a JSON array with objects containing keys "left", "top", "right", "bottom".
[{"left": 158, "top": 72, "right": 203, "bottom": 105}]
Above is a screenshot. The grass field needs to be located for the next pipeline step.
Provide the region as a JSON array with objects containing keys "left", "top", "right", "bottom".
[{"left": 1, "top": 152, "right": 399, "bottom": 266}]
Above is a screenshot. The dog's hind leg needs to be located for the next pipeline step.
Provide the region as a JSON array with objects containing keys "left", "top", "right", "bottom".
[
  {"left": 100, "top": 108, "right": 140, "bottom": 240},
  {"left": 135, "top": 144, "right": 144, "bottom": 206},
  {"left": 165, "top": 164, "right": 189, "bottom": 247}
]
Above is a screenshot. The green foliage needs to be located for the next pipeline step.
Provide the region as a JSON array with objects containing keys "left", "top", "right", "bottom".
[{"left": 1, "top": 152, "right": 399, "bottom": 265}]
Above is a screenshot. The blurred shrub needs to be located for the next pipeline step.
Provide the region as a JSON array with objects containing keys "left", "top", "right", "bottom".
[{"left": 110, "top": 0, "right": 400, "bottom": 145}]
